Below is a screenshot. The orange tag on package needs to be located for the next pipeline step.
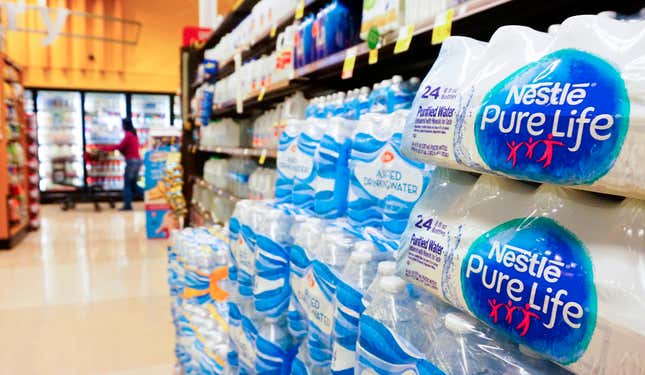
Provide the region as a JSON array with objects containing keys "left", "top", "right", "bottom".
[
  {"left": 341, "top": 46, "right": 358, "bottom": 80},
  {"left": 209, "top": 266, "right": 230, "bottom": 301},
  {"left": 432, "top": 9, "right": 455, "bottom": 45}
]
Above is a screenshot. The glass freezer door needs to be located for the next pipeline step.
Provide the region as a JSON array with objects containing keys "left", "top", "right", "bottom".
[
  {"left": 36, "top": 90, "right": 84, "bottom": 192},
  {"left": 84, "top": 92, "right": 127, "bottom": 191},
  {"left": 131, "top": 94, "right": 171, "bottom": 150}
]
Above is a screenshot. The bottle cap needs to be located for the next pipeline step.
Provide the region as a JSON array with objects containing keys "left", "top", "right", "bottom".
[
  {"left": 377, "top": 261, "right": 396, "bottom": 276},
  {"left": 354, "top": 240, "right": 375, "bottom": 254},
  {"left": 349, "top": 249, "right": 372, "bottom": 263},
  {"left": 392, "top": 75, "right": 403, "bottom": 84},
  {"left": 379, "top": 276, "right": 406, "bottom": 293}
]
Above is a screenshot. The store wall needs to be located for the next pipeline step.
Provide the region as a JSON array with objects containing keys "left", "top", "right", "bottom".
[{"left": 6, "top": 0, "right": 199, "bottom": 92}]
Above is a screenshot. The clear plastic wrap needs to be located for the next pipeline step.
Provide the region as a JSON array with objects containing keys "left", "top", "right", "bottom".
[
  {"left": 402, "top": 15, "right": 645, "bottom": 199},
  {"left": 396, "top": 168, "right": 645, "bottom": 373}
]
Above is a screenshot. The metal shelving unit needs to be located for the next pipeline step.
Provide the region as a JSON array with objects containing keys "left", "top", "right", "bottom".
[{"left": 180, "top": 0, "right": 644, "bottom": 225}]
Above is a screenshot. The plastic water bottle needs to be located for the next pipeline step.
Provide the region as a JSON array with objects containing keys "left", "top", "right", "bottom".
[
  {"left": 253, "top": 207, "right": 293, "bottom": 319},
  {"left": 330, "top": 242, "right": 380, "bottom": 374},
  {"left": 313, "top": 117, "right": 355, "bottom": 218},
  {"left": 256, "top": 316, "right": 297, "bottom": 373},
  {"left": 357, "top": 276, "right": 440, "bottom": 374},
  {"left": 363, "top": 260, "right": 396, "bottom": 307}
]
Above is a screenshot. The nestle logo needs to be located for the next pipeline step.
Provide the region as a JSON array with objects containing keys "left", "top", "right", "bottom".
[
  {"left": 505, "top": 82, "right": 591, "bottom": 106},
  {"left": 381, "top": 151, "right": 395, "bottom": 163}
]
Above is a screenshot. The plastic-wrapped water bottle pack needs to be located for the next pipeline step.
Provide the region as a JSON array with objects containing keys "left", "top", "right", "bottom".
[{"left": 168, "top": 227, "right": 232, "bottom": 375}]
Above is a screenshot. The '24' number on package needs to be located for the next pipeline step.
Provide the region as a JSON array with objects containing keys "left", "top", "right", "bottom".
[{"left": 421, "top": 86, "right": 441, "bottom": 99}]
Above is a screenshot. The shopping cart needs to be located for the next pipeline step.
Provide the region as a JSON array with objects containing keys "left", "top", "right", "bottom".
[{"left": 55, "top": 150, "right": 117, "bottom": 212}]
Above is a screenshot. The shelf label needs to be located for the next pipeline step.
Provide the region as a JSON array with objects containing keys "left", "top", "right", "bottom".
[
  {"left": 295, "top": 0, "right": 305, "bottom": 20},
  {"left": 233, "top": 0, "right": 244, "bottom": 11},
  {"left": 259, "top": 149, "right": 267, "bottom": 165},
  {"left": 394, "top": 24, "right": 415, "bottom": 54},
  {"left": 432, "top": 9, "right": 455, "bottom": 45},
  {"left": 258, "top": 87, "right": 266, "bottom": 102},
  {"left": 368, "top": 48, "right": 379, "bottom": 65},
  {"left": 341, "top": 46, "right": 358, "bottom": 80},
  {"left": 270, "top": 25, "right": 277, "bottom": 38}
]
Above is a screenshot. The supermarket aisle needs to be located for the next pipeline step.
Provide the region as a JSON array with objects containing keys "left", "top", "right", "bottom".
[{"left": 0, "top": 204, "right": 175, "bottom": 375}]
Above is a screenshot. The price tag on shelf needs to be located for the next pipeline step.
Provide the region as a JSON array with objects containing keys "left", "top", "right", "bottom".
[
  {"left": 341, "top": 46, "right": 358, "bottom": 80},
  {"left": 258, "top": 87, "right": 266, "bottom": 102},
  {"left": 270, "top": 25, "right": 277, "bottom": 38},
  {"left": 394, "top": 24, "right": 415, "bottom": 54},
  {"left": 368, "top": 48, "right": 379, "bottom": 65},
  {"left": 295, "top": 0, "right": 305, "bottom": 20},
  {"left": 259, "top": 149, "right": 267, "bottom": 165},
  {"left": 232, "top": 0, "right": 244, "bottom": 10},
  {"left": 432, "top": 8, "right": 455, "bottom": 45}
]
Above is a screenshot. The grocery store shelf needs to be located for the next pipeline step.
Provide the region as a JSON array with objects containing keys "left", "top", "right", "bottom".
[
  {"left": 296, "top": 0, "right": 511, "bottom": 78},
  {"left": 198, "top": 145, "right": 277, "bottom": 158},
  {"left": 212, "top": 79, "right": 306, "bottom": 117},
  {"left": 192, "top": 176, "right": 241, "bottom": 203},
  {"left": 9, "top": 221, "right": 27, "bottom": 237},
  {"left": 1, "top": 221, "right": 28, "bottom": 249},
  {"left": 199, "top": 0, "right": 258, "bottom": 51}
]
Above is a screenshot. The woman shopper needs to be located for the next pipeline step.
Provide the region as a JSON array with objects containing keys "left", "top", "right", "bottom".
[{"left": 99, "top": 118, "right": 143, "bottom": 211}]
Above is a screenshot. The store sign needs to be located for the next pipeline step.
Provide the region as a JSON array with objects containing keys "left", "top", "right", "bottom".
[
  {"left": 3, "top": 3, "right": 70, "bottom": 46},
  {"left": 182, "top": 26, "right": 213, "bottom": 47}
]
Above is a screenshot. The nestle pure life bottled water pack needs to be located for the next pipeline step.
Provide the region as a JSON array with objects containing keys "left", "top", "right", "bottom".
[
  {"left": 396, "top": 168, "right": 645, "bottom": 374},
  {"left": 356, "top": 275, "right": 571, "bottom": 375},
  {"left": 401, "top": 15, "right": 645, "bottom": 199}
]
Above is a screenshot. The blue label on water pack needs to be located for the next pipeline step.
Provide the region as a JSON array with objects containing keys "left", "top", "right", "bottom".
[
  {"left": 348, "top": 129, "right": 389, "bottom": 229},
  {"left": 357, "top": 315, "right": 444, "bottom": 375},
  {"left": 256, "top": 335, "right": 298, "bottom": 375},
  {"left": 314, "top": 133, "right": 352, "bottom": 219},
  {"left": 330, "top": 280, "right": 365, "bottom": 375},
  {"left": 237, "top": 224, "right": 257, "bottom": 298},
  {"left": 300, "top": 261, "right": 341, "bottom": 370},
  {"left": 193, "top": 339, "right": 225, "bottom": 375},
  {"left": 292, "top": 131, "right": 319, "bottom": 212},
  {"left": 475, "top": 49, "right": 629, "bottom": 185},
  {"left": 461, "top": 217, "right": 597, "bottom": 364},
  {"left": 276, "top": 128, "right": 301, "bottom": 204},
  {"left": 254, "top": 233, "right": 291, "bottom": 319}
]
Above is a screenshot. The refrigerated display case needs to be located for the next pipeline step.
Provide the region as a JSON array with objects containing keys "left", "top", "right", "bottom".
[
  {"left": 36, "top": 90, "right": 84, "bottom": 192},
  {"left": 173, "top": 95, "right": 182, "bottom": 128},
  {"left": 84, "top": 92, "right": 127, "bottom": 191},
  {"left": 131, "top": 94, "right": 171, "bottom": 150}
]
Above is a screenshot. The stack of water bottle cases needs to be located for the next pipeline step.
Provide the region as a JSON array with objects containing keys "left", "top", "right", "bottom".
[{"left": 174, "top": 13, "right": 645, "bottom": 375}]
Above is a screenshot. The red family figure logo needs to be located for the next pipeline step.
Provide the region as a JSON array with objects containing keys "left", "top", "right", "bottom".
[
  {"left": 505, "top": 133, "right": 564, "bottom": 169},
  {"left": 487, "top": 299, "right": 540, "bottom": 337}
]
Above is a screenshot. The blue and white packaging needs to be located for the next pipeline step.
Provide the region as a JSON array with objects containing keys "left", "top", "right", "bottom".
[
  {"left": 253, "top": 207, "right": 294, "bottom": 319},
  {"left": 347, "top": 113, "right": 393, "bottom": 229},
  {"left": 401, "top": 15, "right": 645, "bottom": 199},
  {"left": 293, "top": 120, "right": 326, "bottom": 212},
  {"left": 347, "top": 110, "right": 432, "bottom": 239},
  {"left": 276, "top": 120, "right": 304, "bottom": 204},
  {"left": 313, "top": 117, "right": 356, "bottom": 218},
  {"left": 397, "top": 170, "right": 645, "bottom": 373},
  {"left": 381, "top": 110, "right": 434, "bottom": 240},
  {"left": 330, "top": 242, "right": 380, "bottom": 375}
]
